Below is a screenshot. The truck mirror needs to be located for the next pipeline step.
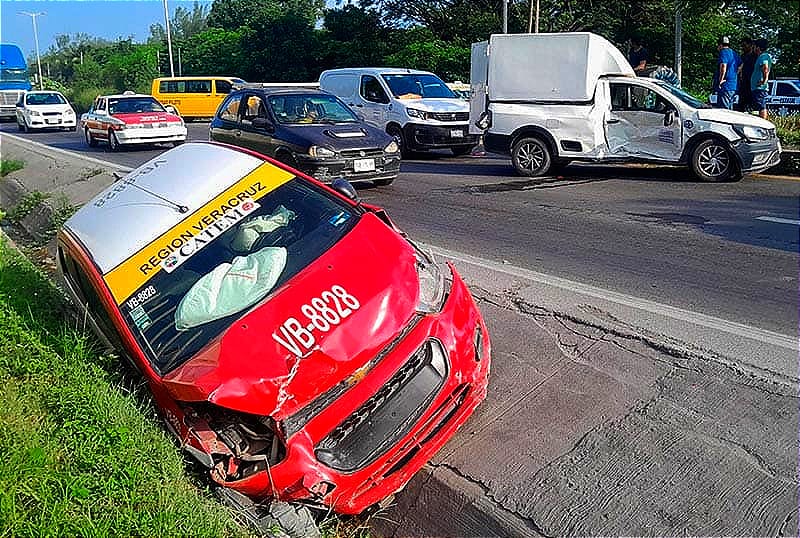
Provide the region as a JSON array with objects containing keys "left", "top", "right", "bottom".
[{"left": 664, "top": 109, "right": 676, "bottom": 127}]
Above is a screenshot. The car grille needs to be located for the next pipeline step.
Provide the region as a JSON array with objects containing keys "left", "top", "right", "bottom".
[
  {"left": 315, "top": 339, "right": 448, "bottom": 472},
  {"left": 428, "top": 112, "right": 469, "bottom": 122},
  {"left": 0, "top": 91, "right": 23, "bottom": 106},
  {"left": 43, "top": 112, "right": 60, "bottom": 116},
  {"left": 340, "top": 148, "right": 384, "bottom": 159}
]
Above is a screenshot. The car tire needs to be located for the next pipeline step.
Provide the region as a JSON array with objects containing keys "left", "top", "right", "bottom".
[
  {"left": 451, "top": 145, "right": 474, "bottom": 156},
  {"left": 18, "top": 118, "right": 28, "bottom": 133},
  {"left": 108, "top": 129, "right": 120, "bottom": 152},
  {"left": 373, "top": 176, "right": 395, "bottom": 186},
  {"left": 387, "top": 125, "right": 411, "bottom": 159},
  {"left": 690, "top": 138, "right": 736, "bottom": 182},
  {"left": 215, "top": 488, "right": 320, "bottom": 538},
  {"left": 84, "top": 127, "right": 98, "bottom": 147},
  {"left": 511, "top": 136, "right": 552, "bottom": 176}
]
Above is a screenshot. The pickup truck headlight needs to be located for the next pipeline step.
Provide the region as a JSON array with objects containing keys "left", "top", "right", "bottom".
[
  {"left": 734, "top": 125, "right": 770, "bottom": 141},
  {"left": 414, "top": 248, "right": 448, "bottom": 313},
  {"left": 309, "top": 145, "right": 336, "bottom": 158},
  {"left": 407, "top": 108, "right": 427, "bottom": 120},
  {"left": 384, "top": 140, "right": 399, "bottom": 153}
]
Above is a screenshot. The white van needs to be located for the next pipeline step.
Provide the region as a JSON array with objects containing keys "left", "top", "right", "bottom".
[
  {"left": 320, "top": 68, "right": 478, "bottom": 156},
  {"left": 471, "top": 33, "right": 782, "bottom": 181}
]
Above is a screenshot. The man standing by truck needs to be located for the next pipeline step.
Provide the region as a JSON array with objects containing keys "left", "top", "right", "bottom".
[
  {"left": 751, "top": 38, "right": 773, "bottom": 120},
  {"left": 713, "top": 36, "right": 740, "bottom": 110}
]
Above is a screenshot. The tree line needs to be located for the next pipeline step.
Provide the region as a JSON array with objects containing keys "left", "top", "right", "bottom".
[{"left": 35, "top": 0, "right": 800, "bottom": 111}]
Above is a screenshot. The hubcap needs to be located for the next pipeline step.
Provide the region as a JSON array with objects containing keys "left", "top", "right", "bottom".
[
  {"left": 518, "top": 142, "right": 545, "bottom": 171},
  {"left": 698, "top": 144, "right": 730, "bottom": 177}
]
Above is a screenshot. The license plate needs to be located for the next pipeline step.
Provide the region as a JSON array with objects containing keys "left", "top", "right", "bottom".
[
  {"left": 451, "top": 129, "right": 464, "bottom": 138},
  {"left": 354, "top": 158, "right": 375, "bottom": 172},
  {"left": 46, "top": 118, "right": 60, "bottom": 124}
]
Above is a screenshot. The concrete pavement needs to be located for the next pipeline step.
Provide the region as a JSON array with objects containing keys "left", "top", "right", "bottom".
[{"left": 1, "top": 133, "right": 797, "bottom": 537}]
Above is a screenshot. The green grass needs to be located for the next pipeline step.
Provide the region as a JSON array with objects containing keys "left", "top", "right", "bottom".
[
  {"left": 771, "top": 114, "right": 800, "bottom": 149},
  {"left": 0, "top": 236, "right": 249, "bottom": 538},
  {"left": 1, "top": 159, "right": 25, "bottom": 177}
]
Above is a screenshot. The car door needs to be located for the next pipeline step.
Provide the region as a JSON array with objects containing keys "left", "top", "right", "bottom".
[
  {"left": 89, "top": 97, "right": 109, "bottom": 140},
  {"left": 238, "top": 93, "right": 276, "bottom": 156},
  {"left": 606, "top": 83, "right": 681, "bottom": 161},
  {"left": 359, "top": 75, "right": 390, "bottom": 128},
  {"left": 210, "top": 93, "right": 244, "bottom": 146}
]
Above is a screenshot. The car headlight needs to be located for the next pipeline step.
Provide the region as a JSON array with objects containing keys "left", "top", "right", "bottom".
[
  {"left": 309, "top": 145, "right": 336, "bottom": 158},
  {"left": 407, "top": 108, "right": 427, "bottom": 120},
  {"left": 65, "top": 109, "right": 75, "bottom": 116},
  {"left": 29, "top": 109, "right": 42, "bottom": 116},
  {"left": 384, "top": 140, "right": 399, "bottom": 153},
  {"left": 415, "top": 248, "right": 448, "bottom": 313},
  {"left": 734, "top": 125, "right": 770, "bottom": 141}
]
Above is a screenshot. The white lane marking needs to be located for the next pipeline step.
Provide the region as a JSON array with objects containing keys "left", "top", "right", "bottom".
[
  {"left": 6, "top": 132, "right": 797, "bottom": 351},
  {"left": 0, "top": 132, "right": 134, "bottom": 172},
  {"left": 755, "top": 216, "right": 800, "bottom": 226},
  {"left": 427, "top": 244, "right": 798, "bottom": 351}
]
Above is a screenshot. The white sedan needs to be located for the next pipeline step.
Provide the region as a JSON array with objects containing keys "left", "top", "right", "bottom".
[{"left": 16, "top": 90, "right": 78, "bottom": 132}]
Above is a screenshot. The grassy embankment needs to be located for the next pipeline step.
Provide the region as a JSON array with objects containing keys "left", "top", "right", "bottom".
[{"left": 0, "top": 236, "right": 250, "bottom": 537}]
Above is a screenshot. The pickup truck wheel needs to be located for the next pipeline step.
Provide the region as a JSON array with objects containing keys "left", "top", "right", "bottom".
[
  {"left": 691, "top": 139, "right": 734, "bottom": 182},
  {"left": 512, "top": 136, "right": 552, "bottom": 176},
  {"left": 84, "top": 127, "right": 98, "bottom": 147},
  {"left": 108, "top": 129, "right": 120, "bottom": 152}
]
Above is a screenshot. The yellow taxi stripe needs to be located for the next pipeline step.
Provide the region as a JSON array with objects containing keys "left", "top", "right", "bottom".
[{"left": 105, "top": 162, "right": 294, "bottom": 304}]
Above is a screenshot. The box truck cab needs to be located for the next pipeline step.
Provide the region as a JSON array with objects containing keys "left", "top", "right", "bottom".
[
  {"left": 470, "top": 33, "right": 781, "bottom": 182},
  {"left": 320, "top": 68, "right": 478, "bottom": 157}
]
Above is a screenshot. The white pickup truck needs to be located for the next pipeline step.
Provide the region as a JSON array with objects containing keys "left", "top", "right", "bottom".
[{"left": 470, "top": 33, "right": 782, "bottom": 181}]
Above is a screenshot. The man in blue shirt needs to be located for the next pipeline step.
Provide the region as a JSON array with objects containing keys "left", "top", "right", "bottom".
[
  {"left": 713, "top": 36, "right": 740, "bottom": 109},
  {"left": 750, "top": 38, "right": 774, "bottom": 119}
]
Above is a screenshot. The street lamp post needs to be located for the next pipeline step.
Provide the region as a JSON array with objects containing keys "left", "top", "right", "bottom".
[
  {"left": 19, "top": 11, "right": 45, "bottom": 89},
  {"left": 162, "top": 0, "right": 175, "bottom": 77}
]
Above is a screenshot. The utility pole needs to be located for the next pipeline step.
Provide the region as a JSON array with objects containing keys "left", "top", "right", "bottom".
[
  {"left": 502, "top": 0, "right": 508, "bottom": 33},
  {"left": 178, "top": 48, "right": 182, "bottom": 76},
  {"left": 162, "top": 0, "right": 175, "bottom": 77},
  {"left": 675, "top": 1, "right": 683, "bottom": 82},
  {"left": 528, "top": 0, "right": 540, "bottom": 33},
  {"left": 535, "top": 0, "right": 540, "bottom": 33},
  {"left": 19, "top": 11, "right": 46, "bottom": 89}
]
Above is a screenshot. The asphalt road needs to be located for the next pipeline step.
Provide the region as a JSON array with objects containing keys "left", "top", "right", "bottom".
[{"left": 5, "top": 121, "right": 797, "bottom": 338}]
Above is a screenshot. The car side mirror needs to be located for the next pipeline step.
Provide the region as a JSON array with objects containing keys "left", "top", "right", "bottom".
[
  {"left": 331, "top": 178, "right": 359, "bottom": 202},
  {"left": 664, "top": 109, "right": 676, "bottom": 127},
  {"left": 252, "top": 117, "right": 274, "bottom": 132}
]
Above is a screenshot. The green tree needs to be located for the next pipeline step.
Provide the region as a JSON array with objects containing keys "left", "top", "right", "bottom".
[
  {"left": 149, "top": 1, "right": 209, "bottom": 43},
  {"left": 207, "top": 0, "right": 324, "bottom": 29},
  {"left": 180, "top": 27, "right": 246, "bottom": 76}
]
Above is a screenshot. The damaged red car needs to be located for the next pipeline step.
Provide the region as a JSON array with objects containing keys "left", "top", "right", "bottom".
[{"left": 56, "top": 142, "right": 490, "bottom": 535}]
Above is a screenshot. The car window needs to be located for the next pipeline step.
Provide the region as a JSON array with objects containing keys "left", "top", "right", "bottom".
[
  {"left": 610, "top": 84, "right": 672, "bottom": 113},
  {"left": 109, "top": 97, "right": 165, "bottom": 114},
  {"left": 186, "top": 79, "right": 212, "bottom": 93},
  {"left": 269, "top": 93, "right": 359, "bottom": 124},
  {"left": 219, "top": 94, "right": 243, "bottom": 122},
  {"left": 241, "top": 94, "right": 268, "bottom": 125},
  {"left": 776, "top": 83, "right": 800, "bottom": 97},
  {"left": 26, "top": 93, "right": 67, "bottom": 105},
  {"left": 216, "top": 79, "right": 233, "bottom": 94},
  {"left": 59, "top": 247, "right": 124, "bottom": 350},
  {"left": 361, "top": 75, "right": 389, "bottom": 104},
  {"left": 382, "top": 73, "right": 456, "bottom": 99},
  {"left": 117, "top": 178, "right": 360, "bottom": 374}
]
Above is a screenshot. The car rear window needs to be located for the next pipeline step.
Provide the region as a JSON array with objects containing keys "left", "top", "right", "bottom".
[{"left": 116, "top": 178, "right": 359, "bottom": 374}]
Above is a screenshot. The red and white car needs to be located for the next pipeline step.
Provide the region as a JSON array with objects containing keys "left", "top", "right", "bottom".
[
  {"left": 56, "top": 142, "right": 490, "bottom": 536},
  {"left": 80, "top": 91, "right": 187, "bottom": 150}
]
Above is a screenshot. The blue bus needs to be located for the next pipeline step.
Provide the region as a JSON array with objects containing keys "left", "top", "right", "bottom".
[{"left": 0, "top": 43, "right": 32, "bottom": 119}]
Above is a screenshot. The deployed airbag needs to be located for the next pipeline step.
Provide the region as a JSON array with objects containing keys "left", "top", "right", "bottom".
[
  {"left": 231, "top": 205, "right": 295, "bottom": 252},
  {"left": 175, "top": 246, "right": 287, "bottom": 330}
]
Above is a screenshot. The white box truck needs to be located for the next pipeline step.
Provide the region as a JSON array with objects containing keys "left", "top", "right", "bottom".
[
  {"left": 320, "top": 68, "right": 479, "bottom": 157},
  {"left": 470, "top": 32, "right": 782, "bottom": 181}
]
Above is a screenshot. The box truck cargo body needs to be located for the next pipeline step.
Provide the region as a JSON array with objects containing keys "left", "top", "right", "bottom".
[{"left": 470, "top": 32, "right": 781, "bottom": 181}]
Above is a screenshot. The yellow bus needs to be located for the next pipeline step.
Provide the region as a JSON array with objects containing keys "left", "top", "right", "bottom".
[{"left": 151, "top": 76, "right": 246, "bottom": 119}]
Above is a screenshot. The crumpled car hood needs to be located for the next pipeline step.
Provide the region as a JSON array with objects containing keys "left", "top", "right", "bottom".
[{"left": 162, "top": 212, "right": 420, "bottom": 420}]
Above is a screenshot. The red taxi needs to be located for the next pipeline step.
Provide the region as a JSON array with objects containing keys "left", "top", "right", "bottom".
[
  {"left": 57, "top": 142, "right": 490, "bottom": 534},
  {"left": 80, "top": 91, "right": 187, "bottom": 150}
]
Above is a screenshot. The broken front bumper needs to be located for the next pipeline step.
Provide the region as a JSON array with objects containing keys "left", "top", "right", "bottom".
[{"left": 732, "top": 137, "right": 782, "bottom": 173}]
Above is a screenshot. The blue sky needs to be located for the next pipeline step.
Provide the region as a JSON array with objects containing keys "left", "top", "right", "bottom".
[{"left": 1, "top": 1, "right": 213, "bottom": 58}]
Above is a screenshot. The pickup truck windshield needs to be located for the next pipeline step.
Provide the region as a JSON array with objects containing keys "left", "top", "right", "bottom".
[
  {"left": 382, "top": 74, "right": 456, "bottom": 99},
  {"left": 117, "top": 178, "right": 359, "bottom": 374}
]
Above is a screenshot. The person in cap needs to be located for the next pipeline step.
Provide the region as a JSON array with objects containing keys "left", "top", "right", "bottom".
[
  {"left": 713, "top": 36, "right": 741, "bottom": 109},
  {"left": 750, "top": 38, "right": 774, "bottom": 119}
]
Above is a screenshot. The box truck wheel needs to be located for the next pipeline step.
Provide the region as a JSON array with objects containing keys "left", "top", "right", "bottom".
[
  {"left": 512, "top": 136, "right": 552, "bottom": 176},
  {"left": 690, "top": 139, "right": 735, "bottom": 182}
]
